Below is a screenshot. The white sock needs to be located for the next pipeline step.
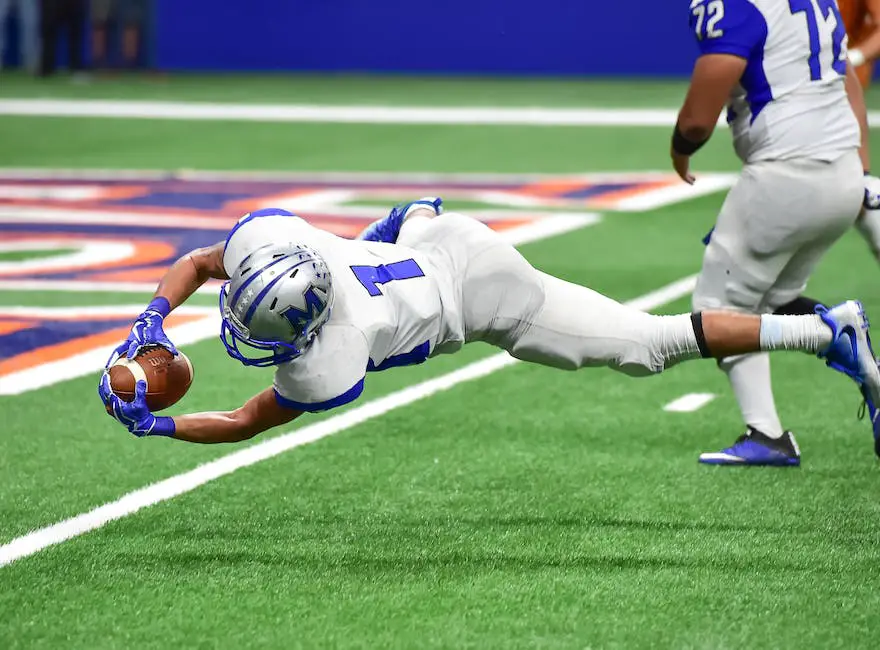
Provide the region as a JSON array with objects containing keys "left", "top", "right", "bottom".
[
  {"left": 652, "top": 314, "right": 703, "bottom": 369},
  {"left": 720, "top": 353, "right": 784, "bottom": 438},
  {"left": 759, "top": 314, "right": 832, "bottom": 353}
]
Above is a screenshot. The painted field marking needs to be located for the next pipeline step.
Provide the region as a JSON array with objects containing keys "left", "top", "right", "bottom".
[
  {"left": 0, "top": 239, "right": 135, "bottom": 274},
  {"left": 0, "top": 279, "right": 222, "bottom": 295},
  {"left": 663, "top": 392, "right": 717, "bottom": 413},
  {"left": 0, "top": 273, "right": 697, "bottom": 568},
  {"left": 0, "top": 210, "right": 599, "bottom": 295},
  {"left": 0, "top": 99, "right": 877, "bottom": 128},
  {"left": 0, "top": 305, "right": 220, "bottom": 396}
]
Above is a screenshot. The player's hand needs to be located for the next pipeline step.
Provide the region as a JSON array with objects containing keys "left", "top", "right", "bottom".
[
  {"left": 671, "top": 149, "right": 696, "bottom": 185},
  {"left": 105, "top": 301, "right": 177, "bottom": 368},
  {"left": 98, "top": 374, "right": 175, "bottom": 437},
  {"left": 864, "top": 174, "right": 880, "bottom": 210},
  {"left": 400, "top": 196, "right": 444, "bottom": 218}
]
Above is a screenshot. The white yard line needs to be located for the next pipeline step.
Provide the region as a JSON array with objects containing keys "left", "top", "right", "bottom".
[
  {"left": 0, "top": 99, "right": 877, "bottom": 127},
  {"left": 0, "top": 168, "right": 729, "bottom": 183},
  {"left": 612, "top": 175, "right": 737, "bottom": 212},
  {"left": 0, "top": 273, "right": 697, "bottom": 568},
  {"left": 0, "top": 100, "right": 683, "bottom": 126},
  {"left": 663, "top": 392, "right": 716, "bottom": 413}
]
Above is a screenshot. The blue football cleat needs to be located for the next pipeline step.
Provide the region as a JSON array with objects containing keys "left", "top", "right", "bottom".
[
  {"left": 816, "top": 300, "right": 880, "bottom": 455},
  {"left": 357, "top": 197, "right": 443, "bottom": 243},
  {"left": 699, "top": 428, "right": 801, "bottom": 467}
]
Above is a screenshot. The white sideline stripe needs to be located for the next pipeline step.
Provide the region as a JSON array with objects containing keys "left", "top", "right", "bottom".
[
  {"left": 0, "top": 100, "right": 682, "bottom": 126},
  {"left": 0, "top": 273, "right": 697, "bottom": 568},
  {"left": 663, "top": 392, "right": 716, "bottom": 413},
  {"left": 613, "top": 175, "right": 737, "bottom": 212},
  {"left": 0, "top": 167, "right": 733, "bottom": 183},
  {"left": 2, "top": 99, "right": 878, "bottom": 128},
  {"left": 496, "top": 213, "right": 600, "bottom": 245}
]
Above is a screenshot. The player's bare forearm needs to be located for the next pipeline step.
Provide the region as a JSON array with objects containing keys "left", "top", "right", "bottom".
[
  {"left": 677, "top": 54, "right": 747, "bottom": 141},
  {"left": 855, "top": 30, "right": 880, "bottom": 61},
  {"left": 857, "top": 2, "right": 880, "bottom": 60},
  {"left": 153, "top": 242, "right": 229, "bottom": 311},
  {"left": 171, "top": 387, "right": 302, "bottom": 444},
  {"left": 845, "top": 63, "right": 872, "bottom": 171}
]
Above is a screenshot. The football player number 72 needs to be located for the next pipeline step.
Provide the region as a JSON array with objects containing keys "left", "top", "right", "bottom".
[{"left": 692, "top": 1, "right": 847, "bottom": 81}]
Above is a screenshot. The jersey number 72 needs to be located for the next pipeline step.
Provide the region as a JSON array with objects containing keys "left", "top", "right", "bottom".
[
  {"left": 789, "top": 0, "right": 848, "bottom": 80},
  {"left": 692, "top": 0, "right": 725, "bottom": 40}
]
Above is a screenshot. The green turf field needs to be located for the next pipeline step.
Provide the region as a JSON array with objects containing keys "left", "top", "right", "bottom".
[{"left": 2, "top": 75, "right": 880, "bottom": 649}]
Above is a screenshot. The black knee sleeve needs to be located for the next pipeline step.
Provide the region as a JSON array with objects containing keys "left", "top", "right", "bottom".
[
  {"left": 773, "top": 296, "right": 825, "bottom": 316},
  {"left": 690, "top": 313, "right": 711, "bottom": 359}
]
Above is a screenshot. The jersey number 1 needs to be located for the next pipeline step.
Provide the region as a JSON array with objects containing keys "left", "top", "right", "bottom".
[
  {"left": 789, "top": 0, "right": 847, "bottom": 80},
  {"left": 351, "top": 259, "right": 425, "bottom": 296}
]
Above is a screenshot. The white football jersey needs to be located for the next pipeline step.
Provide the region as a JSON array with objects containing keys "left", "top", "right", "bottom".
[
  {"left": 690, "top": 0, "right": 860, "bottom": 163},
  {"left": 223, "top": 213, "right": 464, "bottom": 412}
]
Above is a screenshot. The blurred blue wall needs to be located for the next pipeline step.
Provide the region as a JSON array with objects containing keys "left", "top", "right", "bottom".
[{"left": 155, "top": 0, "right": 699, "bottom": 76}]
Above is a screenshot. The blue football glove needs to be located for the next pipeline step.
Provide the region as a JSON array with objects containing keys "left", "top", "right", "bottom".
[
  {"left": 98, "top": 374, "right": 175, "bottom": 438},
  {"left": 402, "top": 197, "right": 443, "bottom": 218},
  {"left": 864, "top": 174, "right": 880, "bottom": 210},
  {"left": 106, "top": 297, "right": 177, "bottom": 368}
]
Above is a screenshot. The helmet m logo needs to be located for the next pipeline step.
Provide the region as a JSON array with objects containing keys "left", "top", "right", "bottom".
[{"left": 281, "top": 286, "right": 327, "bottom": 334}]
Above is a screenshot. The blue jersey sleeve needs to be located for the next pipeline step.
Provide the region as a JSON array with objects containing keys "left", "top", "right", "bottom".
[{"left": 689, "top": 0, "right": 767, "bottom": 59}]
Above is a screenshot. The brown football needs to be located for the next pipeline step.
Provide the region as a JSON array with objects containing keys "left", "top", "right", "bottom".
[{"left": 108, "top": 347, "right": 193, "bottom": 412}]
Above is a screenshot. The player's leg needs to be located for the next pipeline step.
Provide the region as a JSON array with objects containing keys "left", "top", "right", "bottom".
[
  {"left": 693, "top": 155, "right": 863, "bottom": 464},
  {"left": 692, "top": 173, "right": 791, "bottom": 449},
  {"left": 499, "top": 269, "right": 879, "bottom": 441},
  {"left": 0, "top": 0, "right": 10, "bottom": 72},
  {"left": 90, "top": 0, "right": 111, "bottom": 69},
  {"left": 358, "top": 197, "right": 442, "bottom": 243},
  {"left": 39, "top": 0, "right": 60, "bottom": 76},
  {"left": 501, "top": 264, "right": 876, "bottom": 376},
  {"left": 503, "top": 272, "right": 831, "bottom": 372}
]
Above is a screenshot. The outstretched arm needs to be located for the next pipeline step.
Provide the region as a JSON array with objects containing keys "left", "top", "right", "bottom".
[
  {"left": 106, "top": 242, "right": 230, "bottom": 364},
  {"left": 155, "top": 242, "right": 229, "bottom": 311},
  {"left": 100, "top": 379, "right": 303, "bottom": 443},
  {"left": 171, "top": 387, "right": 303, "bottom": 443},
  {"left": 848, "top": 0, "right": 880, "bottom": 68},
  {"left": 672, "top": 54, "right": 747, "bottom": 184}
]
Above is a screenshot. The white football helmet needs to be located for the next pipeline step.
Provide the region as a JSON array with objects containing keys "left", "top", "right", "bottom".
[{"left": 219, "top": 242, "right": 333, "bottom": 366}]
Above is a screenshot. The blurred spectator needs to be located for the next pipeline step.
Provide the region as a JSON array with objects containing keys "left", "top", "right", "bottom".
[
  {"left": 39, "top": 0, "right": 86, "bottom": 76},
  {"left": 92, "top": 0, "right": 149, "bottom": 69},
  {"left": 0, "top": 0, "right": 40, "bottom": 72}
]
